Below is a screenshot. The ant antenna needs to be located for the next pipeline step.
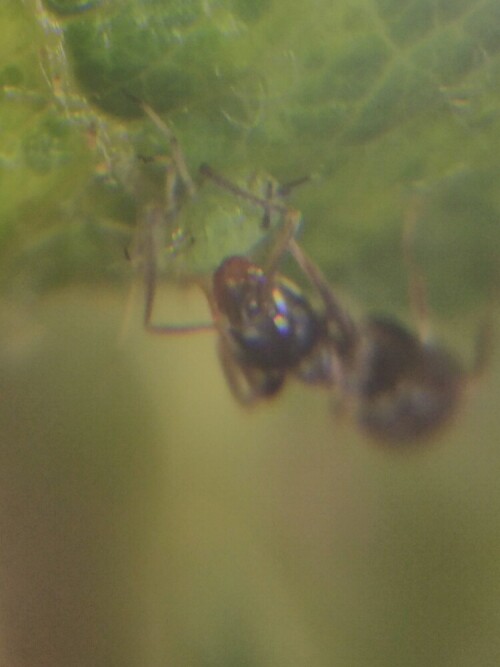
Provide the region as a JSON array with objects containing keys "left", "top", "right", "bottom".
[{"left": 198, "top": 163, "right": 289, "bottom": 215}]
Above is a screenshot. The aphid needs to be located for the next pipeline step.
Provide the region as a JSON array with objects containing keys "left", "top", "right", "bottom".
[
  {"left": 129, "top": 101, "right": 298, "bottom": 283},
  {"left": 290, "top": 204, "right": 491, "bottom": 444},
  {"left": 128, "top": 96, "right": 307, "bottom": 298}
]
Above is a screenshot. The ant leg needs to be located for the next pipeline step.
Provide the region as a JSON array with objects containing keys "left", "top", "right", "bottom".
[
  {"left": 198, "top": 163, "right": 288, "bottom": 215},
  {"left": 469, "top": 253, "right": 499, "bottom": 382},
  {"left": 260, "top": 175, "right": 310, "bottom": 229},
  {"left": 263, "top": 208, "right": 302, "bottom": 278},
  {"left": 194, "top": 171, "right": 302, "bottom": 277},
  {"left": 260, "top": 179, "right": 274, "bottom": 230},
  {"left": 288, "top": 238, "right": 357, "bottom": 348},
  {"left": 276, "top": 175, "right": 311, "bottom": 198},
  {"left": 199, "top": 164, "right": 311, "bottom": 223},
  {"left": 202, "top": 282, "right": 285, "bottom": 401},
  {"left": 402, "top": 193, "right": 432, "bottom": 342},
  {"left": 216, "top": 335, "right": 285, "bottom": 404},
  {"left": 471, "top": 319, "right": 494, "bottom": 380}
]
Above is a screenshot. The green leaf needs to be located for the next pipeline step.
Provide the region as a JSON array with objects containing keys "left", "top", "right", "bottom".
[{"left": 1, "top": 0, "right": 499, "bottom": 314}]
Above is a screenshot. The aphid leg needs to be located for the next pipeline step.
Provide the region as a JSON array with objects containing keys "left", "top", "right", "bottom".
[
  {"left": 163, "top": 157, "right": 181, "bottom": 221},
  {"left": 140, "top": 101, "right": 196, "bottom": 199},
  {"left": 120, "top": 204, "right": 163, "bottom": 342},
  {"left": 140, "top": 206, "right": 213, "bottom": 335},
  {"left": 402, "top": 193, "right": 432, "bottom": 342}
]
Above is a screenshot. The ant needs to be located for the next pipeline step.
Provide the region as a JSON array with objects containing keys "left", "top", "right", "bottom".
[
  {"left": 199, "top": 183, "right": 490, "bottom": 441},
  {"left": 130, "top": 102, "right": 490, "bottom": 442}
]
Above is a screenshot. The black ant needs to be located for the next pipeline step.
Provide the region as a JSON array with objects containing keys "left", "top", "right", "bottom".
[
  {"left": 130, "top": 102, "right": 490, "bottom": 442},
  {"left": 200, "top": 179, "right": 489, "bottom": 441}
]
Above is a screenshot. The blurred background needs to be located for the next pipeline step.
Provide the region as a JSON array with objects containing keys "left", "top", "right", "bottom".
[{"left": 0, "top": 1, "right": 499, "bottom": 665}]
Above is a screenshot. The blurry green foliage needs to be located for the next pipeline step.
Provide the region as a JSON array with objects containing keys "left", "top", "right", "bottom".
[
  {"left": 1, "top": 5, "right": 499, "bottom": 667},
  {"left": 1, "top": 0, "right": 499, "bottom": 312}
]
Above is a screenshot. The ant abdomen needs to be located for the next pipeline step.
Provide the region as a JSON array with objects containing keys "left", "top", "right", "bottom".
[{"left": 353, "top": 317, "right": 465, "bottom": 443}]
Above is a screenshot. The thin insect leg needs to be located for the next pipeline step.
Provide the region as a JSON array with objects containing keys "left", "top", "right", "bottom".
[
  {"left": 260, "top": 179, "right": 274, "bottom": 230},
  {"left": 263, "top": 208, "right": 302, "bottom": 279},
  {"left": 211, "top": 306, "right": 285, "bottom": 404},
  {"left": 141, "top": 207, "right": 161, "bottom": 327},
  {"left": 402, "top": 193, "right": 432, "bottom": 342},
  {"left": 288, "top": 238, "right": 358, "bottom": 347},
  {"left": 199, "top": 163, "right": 288, "bottom": 215},
  {"left": 471, "top": 319, "right": 494, "bottom": 380},
  {"left": 277, "top": 175, "right": 311, "bottom": 198},
  {"left": 259, "top": 175, "right": 310, "bottom": 230},
  {"left": 216, "top": 336, "right": 266, "bottom": 404},
  {"left": 141, "top": 207, "right": 214, "bottom": 335},
  {"left": 140, "top": 101, "right": 196, "bottom": 199},
  {"left": 162, "top": 159, "right": 179, "bottom": 219}
]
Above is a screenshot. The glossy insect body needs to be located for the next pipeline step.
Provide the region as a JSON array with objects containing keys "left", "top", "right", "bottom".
[{"left": 210, "top": 254, "right": 334, "bottom": 402}]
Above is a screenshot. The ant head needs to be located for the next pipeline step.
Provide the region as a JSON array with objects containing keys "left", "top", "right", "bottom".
[
  {"left": 213, "top": 256, "right": 265, "bottom": 325},
  {"left": 355, "top": 317, "right": 465, "bottom": 444}
]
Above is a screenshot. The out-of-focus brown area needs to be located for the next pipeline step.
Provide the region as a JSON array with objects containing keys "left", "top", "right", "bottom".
[{"left": 0, "top": 288, "right": 498, "bottom": 667}]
